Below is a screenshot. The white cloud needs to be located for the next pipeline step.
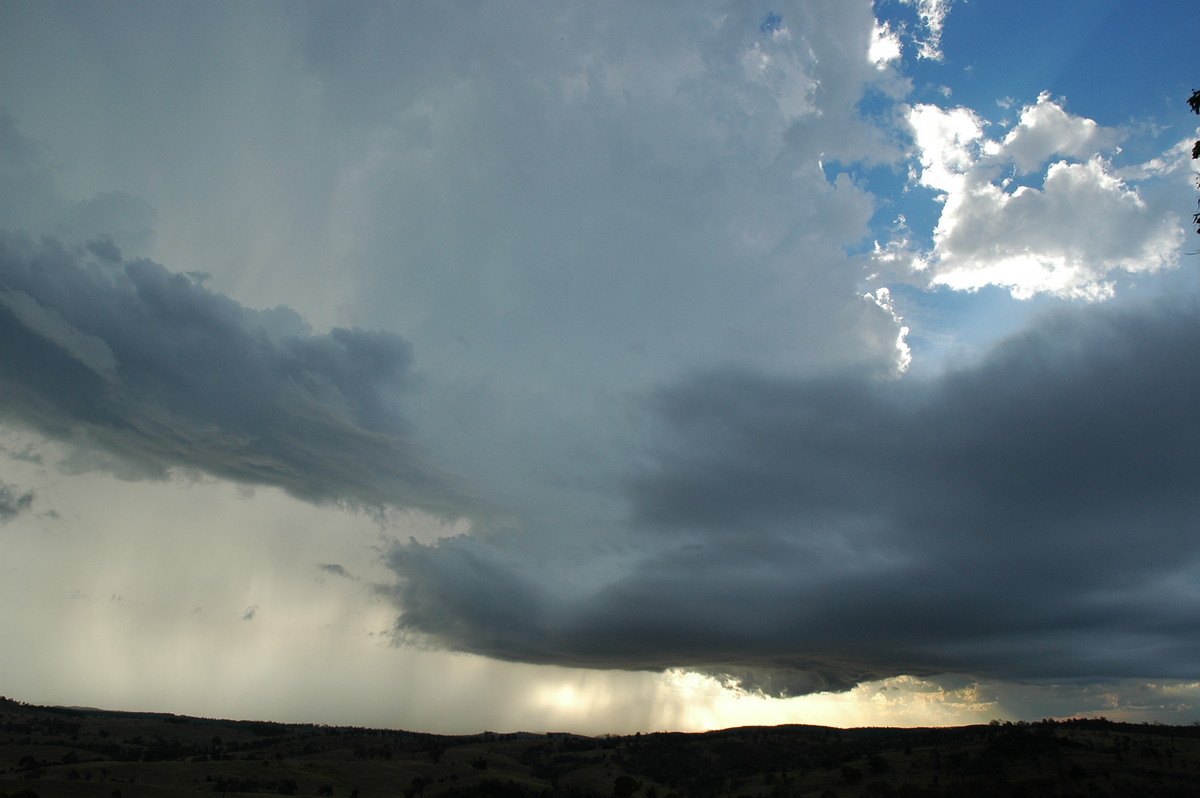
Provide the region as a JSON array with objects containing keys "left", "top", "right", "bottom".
[
  {"left": 895, "top": 97, "right": 1183, "bottom": 299},
  {"left": 907, "top": 103, "right": 991, "bottom": 193},
  {"left": 902, "top": 0, "right": 957, "bottom": 61},
  {"left": 869, "top": 21, "right": 902, "bottom": 68},
  {"left": 1001, "top": 92, "right": 1121, "bottom": 174},
  {"left": 928, "top": 157, "right": 1180, "bottom": 299},
  {"left": 864, "top": 287, "right": 912, "bottom": 372}
]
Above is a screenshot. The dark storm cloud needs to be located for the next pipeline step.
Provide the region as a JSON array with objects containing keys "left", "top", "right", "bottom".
[
  {"left": 0, "top": 232, "right": 471, "bottom": 516},
  {"left": 0, "top": 480, "right": 33, "bottom": 522},
  {"left": 318, "top": 563, "right": 355, "bottom": 580},
  {"left": 387, "top": 300, "right": 1200, "bottom": 694}
]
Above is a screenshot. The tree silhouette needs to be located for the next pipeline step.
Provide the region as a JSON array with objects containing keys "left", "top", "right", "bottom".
[{"left": 1191, "top": 89, "right": 1200, "bottom": 233}]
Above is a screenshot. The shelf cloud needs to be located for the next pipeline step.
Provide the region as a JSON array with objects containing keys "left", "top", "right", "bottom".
[{"left": 387, "top": 298, "right": 1200, "bottom": 695}]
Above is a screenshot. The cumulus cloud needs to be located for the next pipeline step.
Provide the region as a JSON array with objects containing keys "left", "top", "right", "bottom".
[
  {"left": 894, "top": 96, "right": 1182, "bottom": 299},
  {"left": 0, "top": 232, "right": 472, "bottom": 516},
  {"left": 1001, "top": 93, "right": 1121, "bottom": 174},
  {"left": 386, "top": 298, "right": 1200, "bottom": 695},
  {"left": 285, "top": 1, "right": 915, "bottom": 542}
]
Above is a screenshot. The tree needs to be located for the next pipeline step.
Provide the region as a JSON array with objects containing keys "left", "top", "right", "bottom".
[
  {"left": 1191, "top": 89, "right": 1200, "bottom": 233},
  {"left": 613, "top": 775, "right": 640, "bottom": 798}
]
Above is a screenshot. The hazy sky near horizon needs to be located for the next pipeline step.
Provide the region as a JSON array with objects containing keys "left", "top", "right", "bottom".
[{"left": 2, "top": 0, "right": 1200, "bottom": 734}]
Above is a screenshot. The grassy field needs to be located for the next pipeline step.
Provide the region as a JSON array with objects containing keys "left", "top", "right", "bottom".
[{"left": 3, "top": 696, "right": 1200, "bottom": 797}]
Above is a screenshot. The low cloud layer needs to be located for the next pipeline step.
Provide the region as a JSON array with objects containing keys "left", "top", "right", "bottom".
[
  {"left": 387, "top": 299, "right": 1200, "bottom": 695},
  {"left": 0, "top": 232, "right": 470, "bottom": 516}
]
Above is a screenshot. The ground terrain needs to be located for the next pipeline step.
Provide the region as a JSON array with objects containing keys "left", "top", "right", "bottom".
[{"left": 3, "top": 696, "right": 1200, "bottom": 797}]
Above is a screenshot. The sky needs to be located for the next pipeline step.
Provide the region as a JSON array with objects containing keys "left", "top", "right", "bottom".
[{"left": 1, "top": 0, "right": 1199, "bottom": 735}]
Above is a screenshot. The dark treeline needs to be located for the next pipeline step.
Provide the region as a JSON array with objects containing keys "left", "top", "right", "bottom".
[{"left": 3, "top": 696, "right": 1200, "bottom": 797}]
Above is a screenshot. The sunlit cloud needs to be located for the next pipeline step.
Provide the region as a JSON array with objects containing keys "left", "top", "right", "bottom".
[{"left": 893, "top": 96, "right": 1183, "bottom": 299}]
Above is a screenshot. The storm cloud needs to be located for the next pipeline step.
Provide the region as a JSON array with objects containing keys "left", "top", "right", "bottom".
[
  {"left": 387, "top": 299, "right": 1200, "bottom": 695},
  {"left": 2, "top": 0, "right": 1198, "bottom": 731},
  {"left": 0, "top": 232, "right": 470, "bottom": 516},
  {"left": 0, "top": 479, "right": 33, "bottom": 522}
]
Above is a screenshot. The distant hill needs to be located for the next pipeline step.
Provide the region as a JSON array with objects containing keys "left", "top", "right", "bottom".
[{"left": 3, "top": 696, "right": 1200, "bottom": 797}]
